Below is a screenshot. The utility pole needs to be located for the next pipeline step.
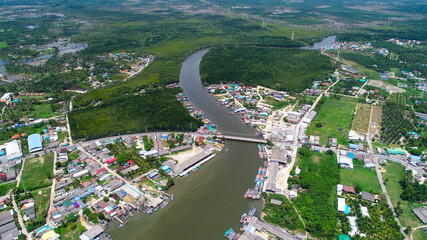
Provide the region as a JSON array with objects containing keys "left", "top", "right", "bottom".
[{"left": 291, "top": 29, "right": 294, "bottom": 41}]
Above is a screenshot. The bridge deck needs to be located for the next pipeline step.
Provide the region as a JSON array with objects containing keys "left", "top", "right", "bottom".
[{"left": 219, "top": 135, "right": 267, "bottom": 144}]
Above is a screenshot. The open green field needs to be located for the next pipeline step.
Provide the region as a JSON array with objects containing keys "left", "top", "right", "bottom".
[
  {"left": 306, "top": 96, "right": 357, "bottom": 146},
  {"left": 340, "top": 165, "right": 382, "bottom": 194},
  {"left": 382, "top": 162, "right": 425, "bottom": 228},
  {"left": 20, "top": 153, "right": 54, "bottom": 191},
  {"left": 30, "top": 103, "right": 56, "bottom": 119},
  {"left": 0, "top": 41, "right": 7, "bottom": 49},
  {"left": 413, "top": 228, "right": 427, "bottom": 240},
  {"left": 0, "top": 181, "right": 16, "bottom": 195},
  {"left": 200, "top": 46, "right": 334, "bottom": 92},
  {"left": 31, "top": 187, "right": 51, "bottom": 222}
]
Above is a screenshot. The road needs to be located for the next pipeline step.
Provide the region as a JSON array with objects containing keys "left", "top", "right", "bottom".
[
  {"left": 79, "top": 147, "right": 134, "bottom": 187},
  {"left": 46, "top": 151, "right": 57, "bottom": 226},
  {"left": 11, "top": 195, "right": 32, "bottom": 240},
  {"left": 374, "top": 156, "right": 408, "bottom": 239}
]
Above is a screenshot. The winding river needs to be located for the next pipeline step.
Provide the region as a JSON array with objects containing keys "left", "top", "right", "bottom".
[{"left": 108, "top": 36, "right": 336, "bottom": 239}]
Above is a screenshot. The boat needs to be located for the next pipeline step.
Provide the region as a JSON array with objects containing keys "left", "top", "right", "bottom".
[
  {"left": 248, "top": 207, "right": 256, "bottom": 216},
  {"left": 239, "top": 225, "right": 246, "bottom": 232},
  {"left": 264, "top": 160, "right": 268, "bottom": 167},
  {"left": 255, "top": 174, "right": 260, "bottom": 183},
  {"left": 161, "top": 200, "right": 169, "bottom": 208},
  {"left": 248, "top": 189, "right": 254, "bottom": 198},
  {"left": 240, "top": 213, "right": 247, "bottom": 223},
  {"left": 184, "top": 172, "right": 191, "bottom": 177},
  {"left": 228, "top": 231, "right": 236, "bottom": 239},
  {"left": 233, "top": 233, "right": 240, "bottom": 240},
  {"left": 118, "top": 221, "right": 128, "bottom": 229},
  {"left": 224, "top": 228, "right": 232, "bottom": 237},
  {"left": 244, "top": 189, "right": 250, "bottom": 199},
  {"left": 193, "top": 165, "right": 200, "bottom": 172},
  {"left": 171, "top": 194, "right": 174, "bottom": 201}
]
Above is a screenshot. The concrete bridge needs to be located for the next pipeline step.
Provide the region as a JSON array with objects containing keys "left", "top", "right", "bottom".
[{"left": 217, "top": 135, "right": 267, "bottom": 144}]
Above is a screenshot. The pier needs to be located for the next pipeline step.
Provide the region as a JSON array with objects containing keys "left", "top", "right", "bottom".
[
  {"left": 218, "top": 135, "right": 267, "bottom": 144},
  {"left": 177, "top": 151, "right": 214, "bottom": 176}
]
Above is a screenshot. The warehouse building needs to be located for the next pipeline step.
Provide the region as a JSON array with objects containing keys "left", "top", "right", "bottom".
[
  {"left": 28, "top": 134, "right": 43, "bottom": 153},
  {"left": 4, "top": 141, "right": 23, "bottom": 160}
]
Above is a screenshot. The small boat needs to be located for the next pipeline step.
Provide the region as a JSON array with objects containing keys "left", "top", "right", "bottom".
[
  {"left": 171, "top": 194, "right": 174, "bottom": 201},
  {"left": 239, "top": 225, "right": 246, "bottom": 232},
  {"left": 244, "top": 189, "right": 250, "bottom": 199},
  {"left": 248, "top": 189, "right": 254, "bottom": 198},
  {"left": 248, "top": 207, "right": 256, "bottom": 216},
  {"left": 184, "top": 172, "right": 191, "bottom": 177},
  {"left": 264, "top": 160, "right": 268, "bottom": 167},
  {"left": 118, "top": 221, "right": 128, "bottom": 229},
  {"left": 161, "top": 200, "right": 169, "bottom": 208},
  {"left": 224, "top": 228, "right": 232, "bottom": 237},
  {"left": 193, "top": 165, "right": 200, "bottom": 172},
  {"left": 240, "top": 213, "right": 247, "bottom": 223},
  {"left": 233, "top": 233, "right": 240, "bottom": 240},
  {"left": 228, "top": 231, "right": 236, "bottom": 239}
]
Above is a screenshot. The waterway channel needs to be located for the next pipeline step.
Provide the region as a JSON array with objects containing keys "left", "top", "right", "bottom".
[
  {"left": 108, "top": 36, "right": 336, "bottom": 239},
  {"left": 108, "top": 48, "right": 263, "bottom": 240}
]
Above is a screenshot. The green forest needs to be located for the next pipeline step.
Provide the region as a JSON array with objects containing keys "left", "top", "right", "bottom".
[
  {"left": 200, "top": 46, "right": 334, "bottom": 92},
  {"left": 69, "top": 88, "right": 202, "bottom": 140}
]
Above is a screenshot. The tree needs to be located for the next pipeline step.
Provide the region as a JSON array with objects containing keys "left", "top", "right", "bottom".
[{"left": 315, "top": 122, "right": 322, "bottom": 128}]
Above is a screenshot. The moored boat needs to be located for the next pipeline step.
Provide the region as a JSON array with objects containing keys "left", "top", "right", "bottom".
[
  {"left": 248, "top": 207, "right": 256, "bottom": 216},
  {"left": 193, "top": 165, "right": 200, "bottom": 172},
  {"left": 240, "top": 213, "right": 247, "bottom": 223},
  {"left": 248, "top": 189, "right": 254, "bottom": 198},
  {"left": 244, "top": 189, "right": 250, "bottom": 198},
  {"left": 224, "top": 228, "right": 232, "bottom": 238}
]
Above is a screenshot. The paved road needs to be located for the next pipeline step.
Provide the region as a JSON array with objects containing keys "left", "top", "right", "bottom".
[
  {"left": 374, "top": 157, "right": 408, "bottom": 239},
  {"left": 79, "top": 147, "right": 134, "bottom": 187}
]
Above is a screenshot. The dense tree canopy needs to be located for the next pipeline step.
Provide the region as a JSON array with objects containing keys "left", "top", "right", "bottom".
[{"left": 200, "top": 46, "right": 334, "bottom": 92}]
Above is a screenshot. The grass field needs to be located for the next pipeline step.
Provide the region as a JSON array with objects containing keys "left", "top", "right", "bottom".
[
  {"left": 0, "top": 181, "right": 16, "bottom": 195},
  {"left": 0, "top": 41, "right": 7, "bottom": 49},
  {"left": 340, "top": 165, "right": 382, "bottom": 194},
  {"left": 30, "top": 103, "right": 57, "bottom": 119},
  {"left": 382, "top": 162, "right": 425, "bottom": 228},
  {"left": 21, "top": 153, "right": 54, "bottom": 191},
  {"left": 262, "top": 96, "right": 290, "bottom": 110},
  {"left": 56, "top": 219, "right": 86, "bottom": 240},
  {"left": 413, "top": 228, "right": 427, "bottom": 240},
  {"left": 31, "top": 187, "right": 51, "bottom": 221},
  {"left": 307, "top": 96, "right": 357, "bottom": 146},
  {"left": 351, "top": 104, "right": 371, "bottom": 134}
]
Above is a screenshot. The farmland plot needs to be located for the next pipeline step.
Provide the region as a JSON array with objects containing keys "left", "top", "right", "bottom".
[{"left": 352, "top": 104, "right": 371, "bottom": 134}]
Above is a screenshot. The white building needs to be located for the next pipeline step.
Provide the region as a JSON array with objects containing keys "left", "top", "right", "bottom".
[
  {"left": 0, "top": 93, "right": 12, "bottom": 102},
  {"left": 5, "top": 141, "right": 23, "bottom": 160},
  {"left": 337, "top": 155, "right": 354, "bottom": 170},
  {"left": 338, "top": 197, "right": 346, "bottom": 213}
]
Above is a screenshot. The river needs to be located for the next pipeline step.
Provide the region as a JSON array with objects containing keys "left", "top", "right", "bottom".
[
  {"left": 108, "top": 36, "right": 336, "bottom": 239},
  {"left": 108, "top": 49, "right": 263, "bottom": 240}
]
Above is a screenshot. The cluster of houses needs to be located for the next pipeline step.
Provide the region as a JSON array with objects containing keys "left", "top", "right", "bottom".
[
  {"left": 323, "top": 41, "right": 372, "bottom": 51},
  {"left": 0, "top": 209, "right": 20, "bottom": 240}
]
